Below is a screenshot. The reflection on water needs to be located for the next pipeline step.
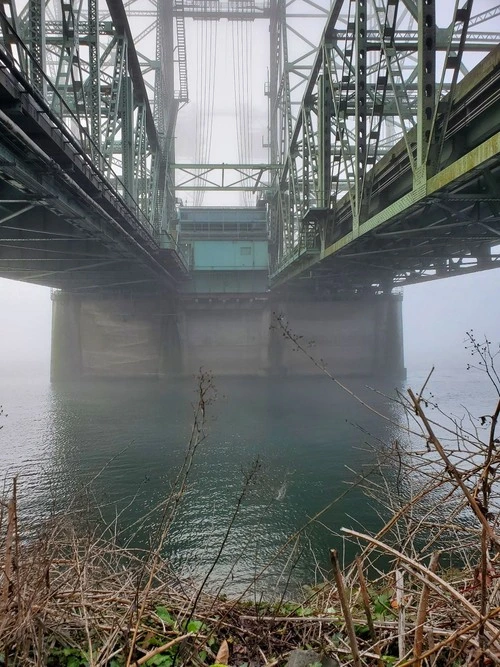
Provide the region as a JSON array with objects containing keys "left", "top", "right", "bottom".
[{"left": 0, "top": 368, "right": 497, "bottom": 593}]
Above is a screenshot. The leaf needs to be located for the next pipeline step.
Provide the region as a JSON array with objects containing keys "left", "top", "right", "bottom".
[
  {"left": 142, "top": 633, "right": 164, "bottom": 648},
  {"left": 354, "top": 624, "right": 371, "bottom": 639},
  {"left": 187, "top": 619, "right": 204, "bottom": 633},
  {"left": 214, "top": 639, "right": 229, "bottom": 665},
  {"left": 373, "top": 592, "right": 393, "bottom": 619},
  {"left": 67, "top": 657, "right": 83, "bottom": 667},
  {"left": 296, "top": 606, "right": 314, "bottom": 617},
  {"left": 155, "top": 606, "right": 174, "bottom": 625},
  {"left": 146, "top": 654, "right": 173, "bottom": 666}
]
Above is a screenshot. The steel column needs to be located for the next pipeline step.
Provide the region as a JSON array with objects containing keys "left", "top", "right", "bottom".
[
  {"left": 354, "top": 0, "right": 367, "bottom": 231},
  {"left": 87, "top": 0, "right": 100, "bottom": 161},
  {"left": 28, "top": 0, "right": 45, "bottom": 93},
  {"left": 416, "top": 0, "right": 436, "bottom": 182}
]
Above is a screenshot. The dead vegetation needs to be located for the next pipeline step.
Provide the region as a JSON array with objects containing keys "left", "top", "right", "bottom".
[{"left": 1, "top": 331, "right": 500, "bottom": 665}]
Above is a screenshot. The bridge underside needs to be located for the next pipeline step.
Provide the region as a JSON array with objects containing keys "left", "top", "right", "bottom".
[
  {"left": 271, "top": 37, "right": 500, "bottom": 294},
  {"left": 0, "top": 97, "right": 182, "bottom": 292},
  {"left": 0, "top": 176, "right": 181, "bottom": 293},
  {"left": 274, "top": 139, "right": 500, "bottom": 295},
  {"left": 0, "top": 15, "right": 185, "bottom": 293}
]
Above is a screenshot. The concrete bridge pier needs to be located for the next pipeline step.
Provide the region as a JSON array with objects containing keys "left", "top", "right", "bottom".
[
  {"left": 50, "top": 293, "right": 181, "bottom": 381},
  {"left": 270, "top": 294, "right": 404, "bottom": 377},
  {"left": 51, "top": 294, "right": 83, "bottom": 381},
  {"left": 176, "top": 299, "right": 273, "bottom": 376},
  {"left": 51, "top": 292, "right": 404, "bottom": 381}
]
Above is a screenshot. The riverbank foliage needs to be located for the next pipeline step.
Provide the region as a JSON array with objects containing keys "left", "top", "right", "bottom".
[{"left": 1, "top": 332, "right": 500, "bottom": 666}]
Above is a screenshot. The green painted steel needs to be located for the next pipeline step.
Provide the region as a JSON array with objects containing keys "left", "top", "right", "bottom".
[
  {"left": 0, "top": 0, "right": 177, "bottom": 240},
  {"left": 0, "top": 0, "right": 499, "bottom": 296},
  {"left": 192, "top": 241, "right": 268, "bottom": 271},
  {"left": 177, "top": 206, "right": 269, "bottom": 294},
  {"left": 268, "top": 2, "right": 500, "bottom": 293}
]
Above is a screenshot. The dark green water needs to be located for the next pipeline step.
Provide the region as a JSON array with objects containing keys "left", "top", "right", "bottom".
[{"left": 1, "top": 369, "right": 495, "bottom": 595}]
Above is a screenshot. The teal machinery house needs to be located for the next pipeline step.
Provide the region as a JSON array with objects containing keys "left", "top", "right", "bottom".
[{"left": 176, "top": 206, "right": 269, "bottom": 295}]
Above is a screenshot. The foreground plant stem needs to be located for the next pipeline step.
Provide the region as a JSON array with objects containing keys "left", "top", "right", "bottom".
[
  {"left": 330, "top": 549, "right": 362, "bottom": 667},
  {"left": 407, "top": 388, "right": 500, "bottom": 548}
]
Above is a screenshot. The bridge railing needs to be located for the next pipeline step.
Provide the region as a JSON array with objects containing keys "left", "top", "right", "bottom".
[{"left": 0, "top": 0, "right": 168, "bottom": 243}]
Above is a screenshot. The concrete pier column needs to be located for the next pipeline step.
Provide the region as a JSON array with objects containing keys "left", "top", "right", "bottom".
[
  {"left": 50, "top": 292, "right": 405, "bottom": 380},
  {"left": 373, "top": 293, "right": 405, "bottom": 377},
  {"left": 177, "top": 299, "right": 272, "bottom": 376},
  {"left": 51, "top": 293, "right": 82, "bottom": 381},
  {"left": 51, "top": 293, "right": 182, "bottom": 380},
  {"left": 275, "top": 295, "right": 405, "bottom": 377}
]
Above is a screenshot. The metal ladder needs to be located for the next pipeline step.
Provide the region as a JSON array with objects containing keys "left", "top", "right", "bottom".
[{"left": 175, "top": 0, "right": 188, "bottom": 102}]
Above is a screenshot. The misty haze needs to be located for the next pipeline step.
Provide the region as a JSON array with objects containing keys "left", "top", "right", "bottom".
[{"left": 0, "top": 1, "right": 500, "bottom": 663}]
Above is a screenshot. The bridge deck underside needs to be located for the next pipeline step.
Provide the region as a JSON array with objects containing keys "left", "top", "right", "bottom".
[
  {"left": 275, "top": 144, "right": 500, "bottom": 294},
  {"left": 271, "top": 45, "right": 500, "bottom": 294},
  {"left": 0, "top": 59, "right": 183, "bottom": 292}
]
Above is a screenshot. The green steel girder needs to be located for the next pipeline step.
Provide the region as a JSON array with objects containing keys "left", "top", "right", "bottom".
[
  {"left": 174, "top": 164, "right": 281, "bottom": 192},
  {"left": 172, "top": 1, "right": 272, "bottom": 20},
  {"left": 271, "top": 130, "right": 500, "bottom": 291},
  {"left": 270, "top": 0, "right": 500, "bottom": 292},
  {"left": 328, "top": 29, "right": 500, "bottom": 51},
  {"left": 415, "top": 0, "right": 435, "bottom": 180},
  {"left": 0, "top": 0, "right": 177, "bottom": 245},
  {"left": 87, "top": 0, "right": 101, "bottom": 158},
  {"left": 0, "top": 110, "right": 183, "bottom": 290},
  {"left": 27, "top": 0, "right": 43, "bottom": 93}
]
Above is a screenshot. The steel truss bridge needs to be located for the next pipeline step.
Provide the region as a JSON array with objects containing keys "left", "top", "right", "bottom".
[{"left": 0, "top": 0, "right": 499, "bottom": 294}]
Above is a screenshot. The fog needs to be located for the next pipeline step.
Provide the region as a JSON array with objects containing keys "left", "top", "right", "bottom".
[
  {"left": 403, "top": 270, "right": 500, "bottom": 372},
  {"left": 1, "top": 1, "right": 499, "bottom": 381},
  {"left": 0, "top": 279, "right": 51, "bottom": 377},
  {"left": 1, "top": 270, "right": 499, "bottom": 379}
]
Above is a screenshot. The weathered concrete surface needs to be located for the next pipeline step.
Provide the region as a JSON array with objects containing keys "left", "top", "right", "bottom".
[
  {"left": 51, "top": 294, "right": 180, "bottom": 380},
  {"left": 273, "top": 296, "right": 404, "bottom": 377},
  {"left": 51, "top": 293, "right": 404, "bottom": 380},
  {"left": 177, "top": 300, "right": 272, "bottom": 376},
  {"left": 50, "top": 296, "right": 82, "bottom": 380}
]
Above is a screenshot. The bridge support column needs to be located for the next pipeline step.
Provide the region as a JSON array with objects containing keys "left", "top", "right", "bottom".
[
  {"left": 273, "top": 294, "right": 405, "bottom": 377},
  {"left": 50, "top": 293, "right": 405, "bottom": 380},
  {"left": 373, "top": 293, "right": 405, "bottom": 377},
  {"left": 177, "top": 300, "right": 273, "bottom": 376},
  {"left": 51, "top": 294, "right": 83, "bottom": 381},
  {"left": 50, "top": 293, "right": 181, "bottom": 380},
  {"left": 177, "top": 294, "right": 404, "bottom": 378}
]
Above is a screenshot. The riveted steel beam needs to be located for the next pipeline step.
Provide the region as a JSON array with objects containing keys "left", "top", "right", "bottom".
[
  {"left": 269, "top": 0, "right": 500, "bottom": 292},
  {"left": 416, "top": 0, "right": 435, "bottom": 181},
  {"left": 0, "top": 0, "right": 190, "bottom": 290}
]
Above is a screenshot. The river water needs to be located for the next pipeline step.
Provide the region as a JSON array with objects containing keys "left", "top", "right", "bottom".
[{"left": 0, "top": 363, "right": 497, "bottom": 596}]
